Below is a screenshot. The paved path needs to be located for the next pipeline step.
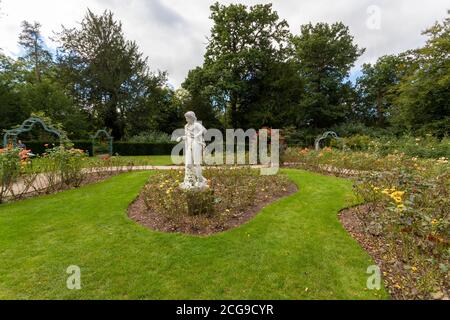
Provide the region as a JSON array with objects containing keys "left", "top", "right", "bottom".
[
  {"left": 5, "top": 164, "right": 271, "bottom": 198},
  {"left": 5, "top": 163, "right": 362, "bottom": 199}
]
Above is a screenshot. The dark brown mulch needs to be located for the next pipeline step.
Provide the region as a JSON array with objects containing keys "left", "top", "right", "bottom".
[
  {"left": 128, "top": 182, "right": 298, "bottom": 236},
  {"left": 339, "top": 204, "right": 449, "bottom": 300}
]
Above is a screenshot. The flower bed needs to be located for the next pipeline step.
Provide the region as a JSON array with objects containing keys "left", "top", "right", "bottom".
[
  {"left": 0, "top": 145, "right": 126, "bottom": 203},
  {"left": 283, "top": 146, "right": 449, "bottom": 299},
  {"left": 129, "top": 168, "right": 297, "bottom": 235}
]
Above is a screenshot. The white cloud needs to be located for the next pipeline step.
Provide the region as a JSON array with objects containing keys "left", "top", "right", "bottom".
[{"left": 0, "top": 0, "right": 448, "bottom": 87}]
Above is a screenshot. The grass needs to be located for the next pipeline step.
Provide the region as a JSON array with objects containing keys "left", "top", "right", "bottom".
[
  {"left": 28, "top": 155, "right": 176, "bottom": 171},
  {"left": 105, "top": 155, "right": 176, "bottom": 166},
  {"left": 0, "top": 169, "right": 388, "bottom": 299}
]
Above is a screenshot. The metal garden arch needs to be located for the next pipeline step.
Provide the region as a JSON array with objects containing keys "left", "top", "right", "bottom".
[
  {"left": 90, "top": 129, "right": 113, "bottom": 156},
  {"left": 2, "top": 117, "right": 67, "bottom": 148},
  {"left": 314, "top": 131, "right": 344, "bottom": 151}
]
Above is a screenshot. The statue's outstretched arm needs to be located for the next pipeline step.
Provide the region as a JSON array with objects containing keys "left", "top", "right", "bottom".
[
  {"left": 176, "top": 135, "right": 186, "bottom": 142},
  {"left": 194, "top": 124, "right": 207, "bottom": 139}
]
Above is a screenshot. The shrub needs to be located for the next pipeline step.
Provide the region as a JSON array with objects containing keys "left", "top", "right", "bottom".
[
  {"left": 52, "top": 146, "right": 87, "bottom": 187},
  {"left": 127, "top": 131, "right": 173, "bottom": 143},
  {"left": 375, "top": 136, "right": 450, "bottom": 159},
  {"left": 354, "top": 167, "right": 449, "bottom": 299},
  {"left": 38, "top": 145, "right": 88, "bottom": 190},
  {"left": 341, "top": 134, "right": 372, "bottom": 151},
  {"left": 113, "top": 142, "right": 176, "bottom": 156},
  {"left": 284, "top": 146, "right": 449, "bottom": 298},
  {"left": 0, "top": 148, "right": 21, "bottom": 203}
]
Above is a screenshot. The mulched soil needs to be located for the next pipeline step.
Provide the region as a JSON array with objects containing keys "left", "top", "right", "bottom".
[
  {"left": 128, "top": 182, "right": 298, "bottom": 236},
  {"left": 339, "top": 204, "right": 449, "bottom": 300}
]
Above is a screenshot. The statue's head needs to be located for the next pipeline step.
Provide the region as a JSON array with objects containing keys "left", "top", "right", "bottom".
[{"left": 184, "top": 111, "right": 196, "bottom": 124}]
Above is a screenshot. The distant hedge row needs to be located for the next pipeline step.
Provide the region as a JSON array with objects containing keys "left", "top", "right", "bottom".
[{"left": 24, "top": 141, "right": 177, "bottom": 156}]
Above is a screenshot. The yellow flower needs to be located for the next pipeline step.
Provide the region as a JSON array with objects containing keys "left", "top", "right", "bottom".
[
  {"left": 393, "top": 197, "right": 402, "bottom": 203},
  {"left": 390, "top": 191, "right": 405, "bottom": 198},
  {"left": 381, "top": 189, "right": 389, "bottom": 195},
  {"left": 431, "top": 219, "right": 438, "bottom": 225},
  {"left": 411, "top": 266, "right": 417, "bottom": 273},
  {"left": 396, "top": 204, "right": 405, "bottom": 210}
]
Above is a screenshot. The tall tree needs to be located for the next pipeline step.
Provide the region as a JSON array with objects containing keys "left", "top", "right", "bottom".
[
  {"left": 392, "top": 12, "right": 450, "bottom": 136},
  {"left": 356, "top": 54, "right": 407, "bottom": 126},
  {"left": 18, "top": 21, "right": 52, "bottom": 83},
  {"left": 291, "top": 22, "right": 364, "bottom": 129},
  {"left": 0, "top": 54, "right": 26, "bottom": 132},
  {"left": 56, "top": 9, "right": 165, "bottom": 139},
  {"left": 182, "top": 67, "right": 224, "bottom": 129},
  {"left": 200, "top": 2, "right": 291, "bottom": 128}
]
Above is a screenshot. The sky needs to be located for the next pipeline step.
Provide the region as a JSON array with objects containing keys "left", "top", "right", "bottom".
[{"left": 0, "top": 0, "right": 448, "bottom": 87}]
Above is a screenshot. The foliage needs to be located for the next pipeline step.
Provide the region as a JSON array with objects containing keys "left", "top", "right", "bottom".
[
  {"left": 283, "top": 146, "right": 449, "bottom": 299},
  {"left": 285, "top": 133, "right": 450, "bottom": 159},
  {"left": 355, "top": 55, "right": 405, "bottom": 126},
  {"left": 0, "top": 148, "right": 21, "bottom": 203},
  {"left": 291, "top": 22, "right": 364, "bottom": 129},
  {"left": 340, "top": 134, "right": 372, "bottom": 151},
  {"left": 283, "top": 147, "right": 449, "bottom": 173},
  {"left": 20, "top": 82, "right": 89, "bottom": 139},
  {"left": 127, "top": 131, "right": 172, "bottom": 143},
  {"left": 391, "top": 13, "right": 450, "bottom": 136},
  {"left": 1, "top": 8, "right": 449, "bottom": 141},
  {"left": 181, "top": 68, "right": 223, "bottom": 129},
  {"left": 113, "top": 142, "right": 176, "bottom": 156},
  {"left": 18, "top": 20, "right": 53, "bottom": 83},
  {"left": 184, "top": 2, "right": 295, "bottom": 129},
  {"left": 373, "top": 136, "right": 450, "bottom": 158},
  {"left": 0, "top": 54, "right": 28, "bottom": 131},
  {"left": 42, "top": 146, "right": 88, "bottom": 188},
  {"left": 55, "top": 9, "right": 167, "bottom": 139},
  {"left": 354, "top": 168, "right": 449, "bottom": 299},
  {"left": 20, "top": 140, "right": 92, "bottom": 156}
]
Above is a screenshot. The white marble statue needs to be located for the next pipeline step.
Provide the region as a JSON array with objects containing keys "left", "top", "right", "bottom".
[{"left": 177, "top": 111, "right": 208, "bottom": 189}]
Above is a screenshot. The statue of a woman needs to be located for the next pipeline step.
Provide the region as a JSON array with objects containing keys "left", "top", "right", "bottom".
[{"left": 177, "top": 111, "right": 208, "bottom": 189}]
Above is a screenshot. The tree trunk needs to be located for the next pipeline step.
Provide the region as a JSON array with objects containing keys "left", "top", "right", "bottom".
[
  {"left": 376, "top": 93, "right": 384, "bottom": 126},
  {"left": 105, "top": 97, "right": 122, "bottom": 140},
  {"left": 230, "top": 92, "right": 238, "bottom": 128},
  {"left": 34, "top": 37, "right": 41, "bottom": 83}
]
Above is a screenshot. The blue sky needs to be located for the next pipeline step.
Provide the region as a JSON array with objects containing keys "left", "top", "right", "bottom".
[{"left": 0, "top": 0, "right": 448, "bottom": 87}]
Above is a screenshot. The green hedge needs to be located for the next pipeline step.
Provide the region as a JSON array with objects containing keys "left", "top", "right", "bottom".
[
  {"left": 24, "top": 141, "right": 176, "bottom": 156},
  {"left": 24, "top": 141, "right": 93, "bottom": 156}
]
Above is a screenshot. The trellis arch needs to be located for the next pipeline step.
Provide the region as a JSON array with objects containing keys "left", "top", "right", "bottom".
[
  {"left": 314, "top": 131, "right": 344, "bottom": 151},
  {"left": 90, "top": 129, "right": 113, "bottom": 156},
  {"left": 2, "top": 117, "right": 67, "bottom": 148}
]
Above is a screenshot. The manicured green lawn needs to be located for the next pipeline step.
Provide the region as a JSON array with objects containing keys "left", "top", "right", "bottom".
[
  {"left": 98, "top": 155, "right": 177, "bottom": 166},
  {"left": 30, "top": 155, "right": 176, "bottom": 170},
  {"left": 0, "top": 169, "right": 388, "bottom": 299}
]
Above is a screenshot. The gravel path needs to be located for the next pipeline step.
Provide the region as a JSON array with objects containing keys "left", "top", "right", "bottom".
[{"left": 5, "top": 164, "right": 271, "bottom": 197}]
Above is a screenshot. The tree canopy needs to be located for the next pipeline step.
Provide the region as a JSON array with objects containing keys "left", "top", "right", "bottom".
[{"left": 0, "top": 5, "right": 448, "bottom": 142}]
